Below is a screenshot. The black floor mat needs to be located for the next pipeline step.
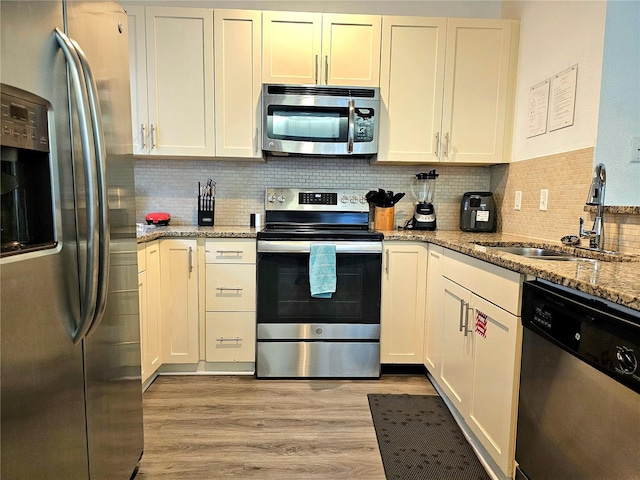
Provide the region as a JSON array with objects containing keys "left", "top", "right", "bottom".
[{"left": 368, "top": 394, "right": 490, "bottom": 480}]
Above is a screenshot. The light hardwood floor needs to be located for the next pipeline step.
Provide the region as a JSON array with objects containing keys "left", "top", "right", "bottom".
[{"left": 137, "top": 374, "right": 437, "bottom": 479}]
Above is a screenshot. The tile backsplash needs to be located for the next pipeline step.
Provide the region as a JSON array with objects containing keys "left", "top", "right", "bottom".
[
  {"left": 134, "top": 156, "right": 491, "bottom": 230},
  {"left": 490, "top": 147, "right": 640, "bottom": 254}
]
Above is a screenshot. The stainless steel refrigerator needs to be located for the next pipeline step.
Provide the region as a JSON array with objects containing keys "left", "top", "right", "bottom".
[{"left": 1, "top": 1, "right": 144, "bottom": 479}]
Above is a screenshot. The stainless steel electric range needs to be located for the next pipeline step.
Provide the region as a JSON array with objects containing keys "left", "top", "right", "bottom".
[{"left": 256, "top": 188, "right": 383, "bottom": 378}]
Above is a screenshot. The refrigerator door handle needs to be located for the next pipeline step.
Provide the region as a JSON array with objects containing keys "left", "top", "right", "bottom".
[
  {"left": 70, "top": 37, "right": 111, "bottom": 338},
  {"left": 55, "top": 28, "right": 100, "bottom": 344}
]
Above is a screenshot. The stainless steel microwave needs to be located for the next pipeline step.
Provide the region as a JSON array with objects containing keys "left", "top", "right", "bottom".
[{"left": 262, "top": 84, "right": 379, "bottom": 156}]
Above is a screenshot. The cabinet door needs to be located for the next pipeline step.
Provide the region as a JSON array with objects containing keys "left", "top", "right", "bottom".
[
  {"left": 145, "top": 7, "right": 215, "bottom": 156},
  {"left": 380, "top": 242, "right": 427, "bottom": 364},
  {"left": 467, "top": 294, "right": 521, "bottom": 476},
  {"left": 376, "top": 16, "right": 446, "bottom": 163},
  {"left": 321, "top": 14, "right": 381, "bottom": 87},
  {"left": 205, "top": 311, "right": 256, "bottom": 362},
  {"left": 424, "top": 244, "right": 443, "bottom": 371},
  {"left": 214, "top": 9, "right": 262, "bottom": 158},
  {"left": 441, "top": 19, "right": 516, "bottom": 164},
  {"left": 126, "top": 6, "right": 149, "bottom": 156},
  {"left": 138, "top": 270, "right": 147, "bottom": 381},
  {"left": 145, "top": 241, "right": 162, "bottom": 375},
  {"left": 262, "top": 11, "right": 322, "bottom": 84},
  {"left": 438, "top": 277, "right": 473, "bottom": 414},
  {"left": 160, "top": 239, "right": 199, "bottom": 364}
]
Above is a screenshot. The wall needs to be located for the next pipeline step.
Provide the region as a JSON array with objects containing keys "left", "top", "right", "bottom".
[
  {"left": 135, "top": 157, "right": 491, "bottom": 230},
  {"left": 594, "top": 0, "right": 640, "bottom": 206}
]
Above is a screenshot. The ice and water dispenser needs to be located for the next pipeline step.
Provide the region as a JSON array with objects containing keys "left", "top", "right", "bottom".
[{"left": 1, "top": 84, "right": 56, "bottom": 257}]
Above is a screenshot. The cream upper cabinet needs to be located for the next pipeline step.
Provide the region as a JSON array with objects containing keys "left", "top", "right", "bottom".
[
  {"left": 126, "top": 6, "right": 215, "bottom": 157},
  {"left": 377, "top": 16, "right": 447, "bottom": 163},
  {"left": 440, "top": 18, "right": 518, "bottom": 164},
  {"left": 375, "top": 17, "right": 517, "bottom": 165},
  {"left": 214, "top": 9, "right": 262, "bottom": 159},
  {"left": 262, "top": 11, "right": 381, "bottom": 86},
  {"left": 380, "top": 242, "right": 427, "bottom": 364},
  {"left": 160, "top": 239, "right": 199, "bottom": 364}
]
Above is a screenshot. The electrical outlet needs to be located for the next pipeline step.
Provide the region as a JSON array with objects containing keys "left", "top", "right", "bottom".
[
  {"left": 514, "top": 191, "right": 522, "bottom": 210},
  {"left": 539, "top": 189, "right": 549, "bottom": 211},
  {"left": 631, "top": 137, "right": 640, "bottom": 163}
]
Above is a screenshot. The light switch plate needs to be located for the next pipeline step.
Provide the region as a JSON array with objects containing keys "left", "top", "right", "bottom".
[
  {"left": 514, "top": 191, "right": 522, "bottom": 210},
  {"left": 539, "top": 189, "right": 549, "bottom": 211}
]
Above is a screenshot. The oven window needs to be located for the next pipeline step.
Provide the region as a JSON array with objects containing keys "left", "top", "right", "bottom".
[
  {"left": 257, "top": 252, "right": 381, "bottom": 324},
  {"left": 266, "top": 106, "right": 348, "bottom": 142}
]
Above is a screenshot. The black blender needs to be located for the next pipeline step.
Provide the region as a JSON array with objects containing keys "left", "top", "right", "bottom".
[{"left": 406, "top": 170, "right": 438, "bottom": 230}]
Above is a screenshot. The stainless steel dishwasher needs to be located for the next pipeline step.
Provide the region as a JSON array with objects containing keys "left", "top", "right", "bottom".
[{"left": 516, "top": 279, "right": 640, "bottom": 480}]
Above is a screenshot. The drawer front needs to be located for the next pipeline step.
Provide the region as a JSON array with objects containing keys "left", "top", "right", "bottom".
[
  {"left": 443, "top": 249, "right": 522, "bottom": 315},
  {"left": 206, "top": 264, "right": 256, "bottom": 311},
  {"left": 205, "top": 239, "right": 256, "bottom": 264},
  {"left": 205, "top": 311, "right": 256, "bottom": 362}
]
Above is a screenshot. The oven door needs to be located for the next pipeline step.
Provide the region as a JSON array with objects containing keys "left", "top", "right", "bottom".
[{"left": 256, "top": 240, "right": 382, "bottom": 378}]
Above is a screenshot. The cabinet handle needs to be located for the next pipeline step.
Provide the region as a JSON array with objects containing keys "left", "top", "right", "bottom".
[
  {"left": 444, "top": 132, "right": 450, "bottom": 158},
  {"left": 254, "top": 127, "right": 258, "bottom": 154},
  {"left": 434, "top": 132, "right": 440, "bottom": 158},
  {"left": 141, "top": 124, "right": 146, "bottom": 149},
  {"left": 188, "top": 246, "right": 193, "bottom": 274},
  {"left": 325, "top": 55, "right": 329, "bottom": 84},
  {"left": 217, "top": 250, "right": 243, "bottom": 255},
  {"left": 385, "top": 248, "right": 389, "bottom": 276},
  {"left": 315, "top": 55, "right": 319, "bottom": 84},
  {"left": 216, "top": 337, "right": 242, "bottom": 343},
  {"left": 216, "top": 287, "right": 243, "bottom": 292},
  {"left": 463, "top": 303, "right": 472, "bottom": 337},
  {"left": 150, "top": 124, "right": 156, "bottom": 149},
  {"left": 459, "top": 300, "right": 466, "bottom": 332}
]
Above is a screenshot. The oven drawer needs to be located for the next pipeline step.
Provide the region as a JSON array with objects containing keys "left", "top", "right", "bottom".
[
  {"left": 256, "top": 341, "right": 380, "bottom": 378},
  {"left": 205, "top": 239, "right": 256, "bottom": 264},
  {"left": 206, "top": 264, "right": 256, "bottom": 311}
]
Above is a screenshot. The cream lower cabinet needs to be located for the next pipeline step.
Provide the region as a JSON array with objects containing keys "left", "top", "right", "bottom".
[
  {"left": 432, "top": 248, "right": 522, "bottom": 478},
  {"left": 424, "top": 244, "right": 443, "bottom": 372},
  {"left": 262, "top": 11, "right": 381, "bottom": 86},
  {"left": 160, "top": 239, "right": 199, "bottom": 364},
  {"left": 138, "top": 241, "right": 162, "bottom": 384},
  {"left": 375, "top": 17, "right": 518, "bottom": 165},
  {"left": 380, "top": 242, "right": 427, "bottom": 363},
  {"left": 205, "top": 239, "right": 256, "bottom": 364}
]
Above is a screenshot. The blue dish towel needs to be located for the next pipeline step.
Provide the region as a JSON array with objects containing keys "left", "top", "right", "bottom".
[{"left": 309, "top": 243, "right": 336, "bottom": 298}]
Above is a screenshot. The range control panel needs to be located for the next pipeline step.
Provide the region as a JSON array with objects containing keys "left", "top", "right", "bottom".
[{"left": 265, "top": 188, "right": 369, "bottom": 212}]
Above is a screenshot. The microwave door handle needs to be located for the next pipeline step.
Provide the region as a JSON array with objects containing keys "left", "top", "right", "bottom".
[
  {"left": 71, "top": 37, "right": 110, "bottom": 338},
  {"left": 54, "top": 28, "right": 99, "bottom": 345},
  {"left": 347, "top": 99, "right": 355, "bottom": 153}
]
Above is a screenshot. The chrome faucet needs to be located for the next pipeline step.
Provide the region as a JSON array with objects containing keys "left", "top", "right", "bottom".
[{"left": 580, "top": 163, "right": 606, "bottom": 250}]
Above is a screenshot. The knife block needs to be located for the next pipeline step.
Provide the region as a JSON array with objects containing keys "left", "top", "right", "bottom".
[
  {"left": 374, "top": 206, "right": 394, "bottom": 230},
  {"left": 198, "top": 196, "right": 215, "bottom": 226}
]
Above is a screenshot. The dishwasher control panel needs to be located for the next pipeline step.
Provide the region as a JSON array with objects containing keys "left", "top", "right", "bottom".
[{"left": 523, "top": 280, "right": 640, "bottom": 393}]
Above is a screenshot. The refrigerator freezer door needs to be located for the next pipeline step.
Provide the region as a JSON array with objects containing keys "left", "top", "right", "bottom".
[
  {"left": 1, "top": 1, "right": 89, "bottom": 479},
  {"left": 65, "top": 2, "right": 144, "bottom": 479}
]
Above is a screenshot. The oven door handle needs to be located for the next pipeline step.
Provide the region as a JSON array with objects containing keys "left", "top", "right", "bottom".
[{"left": 257, "top": 240, "right": 382, "bottom": 254}]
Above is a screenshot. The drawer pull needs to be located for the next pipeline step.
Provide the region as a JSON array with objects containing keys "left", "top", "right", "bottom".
[
  {"left": 217, "top": 250, "right": 243, "bottom": 255},
  {"left": 216, "top": 287, "right": 243, "bottom": 292},
  {"left": 216, "top": 337, "right": 242, "bottom": 342}
]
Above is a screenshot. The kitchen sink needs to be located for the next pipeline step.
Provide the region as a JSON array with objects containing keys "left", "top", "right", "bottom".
[{"left": 474, "top": 242, "right": 633, "bottom": 262}]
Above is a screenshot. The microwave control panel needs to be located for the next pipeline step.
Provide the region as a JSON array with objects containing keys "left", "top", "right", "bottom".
[{"left": 354, "top": 108, "right": 375, "bottom": 143}]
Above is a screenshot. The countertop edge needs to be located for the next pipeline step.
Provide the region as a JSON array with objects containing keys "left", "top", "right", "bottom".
[{"left": 137, "top": 227, "right": 640, "bottom": 311}]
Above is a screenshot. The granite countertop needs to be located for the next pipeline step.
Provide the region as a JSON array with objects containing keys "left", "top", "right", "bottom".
[{"left": 137, "top": 226, "right": 640, "bottom": 311}]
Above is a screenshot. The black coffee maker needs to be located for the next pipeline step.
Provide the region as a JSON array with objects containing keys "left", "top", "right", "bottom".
[{"left": 405, "top": 170, "right": 438, "bottom": 230}]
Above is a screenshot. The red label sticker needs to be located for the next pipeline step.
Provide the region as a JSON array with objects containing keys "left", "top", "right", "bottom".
[{"left": 475, "top": 310, "right": 487, "bottom": 338}]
